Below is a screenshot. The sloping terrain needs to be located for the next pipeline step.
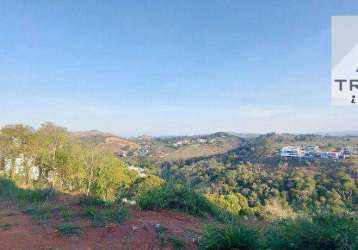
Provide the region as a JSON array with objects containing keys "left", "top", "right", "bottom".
[
  {"left": 99, "top": 136, "right": 140, "bottom": 155},
  {"left": 0, "top": 195, "right": 206, "bottom": 250},
  {"left": 160, "top": 142, "right": 238, "bottom": 161},
  {"left": 73, "top": 130, "right": 140, "bottom": 156},
  {"left": 72, "top": 130, "right": 242, "bottom": 162}
]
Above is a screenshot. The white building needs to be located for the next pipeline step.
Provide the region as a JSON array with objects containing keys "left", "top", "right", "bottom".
[
  {"left": 304, "top": 145, "right": 320, "bottom": 153},
  {"left": 198, "top": 138, "right": 207, "bottom": 144},
  {"left": 342, "top": 146, "right": 358, "bottom": 155},
  {"left": 281, "top": 144, "right": 344, "bottom": 160},
  {"left": 2, "top": 154, "right": 40, "bottom": 180},
  {"left": 320, "top": 151, "right": 342, "bottom": 160},
  {"left": 280, "top": 146, "right": 305, "bottom": 158}
]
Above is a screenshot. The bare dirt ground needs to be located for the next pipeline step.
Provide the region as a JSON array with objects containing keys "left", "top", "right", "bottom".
[{"left": 0, "top": 196, "right": 207, "bottom": 250}]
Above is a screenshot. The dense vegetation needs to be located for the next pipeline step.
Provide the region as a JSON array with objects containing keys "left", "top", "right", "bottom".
[
  {"left": 199, "top": 214, "right": 358, "bottom": 250},
  {"left": 0, "top": 123, "right": 135, "bottom": 200},
  {"left": 1, "top": 125, "right": 357, "bottom": 217},
  {"left": 263, "top": 214, "right": 358, "bottom": 250},
  {"left": 199, "top": 224, "right": 259, "bottom": 250},
  {"left": 161, "top": 134, "right": 358, "bottom": 218}
]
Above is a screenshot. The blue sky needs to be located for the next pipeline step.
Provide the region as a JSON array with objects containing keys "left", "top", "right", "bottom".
[{"left": 1, "top": 0, "right": 358, "bottom": 136}]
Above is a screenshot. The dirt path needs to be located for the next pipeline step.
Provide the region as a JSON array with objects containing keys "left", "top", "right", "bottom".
[{"left": 0, "top": 200, "right": 206, "bottom": 250}]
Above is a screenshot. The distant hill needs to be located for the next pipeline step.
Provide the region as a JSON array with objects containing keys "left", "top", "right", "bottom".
[
  {"left": 314, "top": 131, "right": 358, "bottom": 137},
  {"left": 72, "top": 130, "right": 242, "bottom": 161},
  {"left": 72, "top": 130, "right": 117, "bottom": 143},
  {"left": 148, "top": 132, "right": 242, "bottom": 161},
  {"left": 136, "top": 134, "right": 153, "bottom": 141},
  {"left": 71, "top": 130, "right": 358, "bottom": 163},
  {"left": 72, "top": 130, "right": 140, "bottom": 155}
]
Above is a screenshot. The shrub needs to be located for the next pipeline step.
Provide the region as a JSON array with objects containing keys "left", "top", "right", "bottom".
[
  {"left": 259, "top": 198, "right": 296, "bottom": 221},
  {"left": 59, "top": 206, "right": 73, "bottom": 222},
  {"left": 103, "top": 207, "right": 129, "bottom": 224},
  {"left": 119, "top": 175, "right": 163, "bottom": 201},
  {"left": 56, "top": 223, "right": 82, "bottom": 236},
  {"left": 205, "top": 193, "right": 249, "bottom": 215},
  {"left": 199, "top": 224, "right": 259, "bottom": 250},
  {"left": 83, "top": 206, "right": 98, "bottom": 220},
  {"left": 17, "top": 189, "right": 55, "bottom": 203},
  {"left": 83, "top": 206, "right": 106, "bottom": 226},
  {"left": 263, "top": 213, "right": 358, "bottom": 250},
  {"left": 138, "top": 182, "right": 216, "bottom": 217}
]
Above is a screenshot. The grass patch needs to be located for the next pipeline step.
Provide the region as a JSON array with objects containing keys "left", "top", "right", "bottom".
[
  {"left": 24, "top": 205, "right": 52, "bottom": 222},
  {"left": 83, "top": 206, "right": 106, "bottom": 226},
  {"left": 170, "top": 236, "right": 185, "bottom": 250},
  {"left": 56, "top": 223, "right": 82, "bottom": 236},
  {"left": 83, "top": 206, "right": 129, "bottom": 226},
  {"left": 0, "top": 177, "right": 55, "bottom": 204},
  {"left": 59, "top": 206, "right": 73, "bottom": 222},
  {"left": 0, "top": 177, "right": 18, "bottom": 199},
  {"left": 199, "top": 224, "right": 259, "bottom": 250},
  {"left": 103, "top": 207, "right": 129, "bottom": 224},
  {"left": 138, "top": 182, "right": 217, "bottom": 217},
  {"left": 157, "top": 226, "right": 185, "bottom": 250},
  {"left": 16, "top": 189, "right": 55, "bottom": 203}
]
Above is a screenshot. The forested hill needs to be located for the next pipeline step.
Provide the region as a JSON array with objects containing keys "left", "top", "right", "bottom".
[{"left": 160, "top": 133, "right": 358, "bottom": 217}]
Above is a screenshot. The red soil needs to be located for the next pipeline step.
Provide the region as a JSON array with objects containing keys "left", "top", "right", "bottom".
[{"left": 0, "top": 197, "right": 207, "bottom": 250}]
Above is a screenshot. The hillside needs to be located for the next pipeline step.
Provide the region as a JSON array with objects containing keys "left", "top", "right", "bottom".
[
  {"left": 73, "top": 130, "right": 242, "bottom": 162},
  {"left": 160, "top": 133, "right": 358, "bottom": 216},
  {"left": 1, "top": 124, "right": 357, "bottom": 249},
  {"left": 73, "top": 130, "right": 140, "bottom": 157},
  {"left": 0, "top": 194, "right": 204, "bottom": 250}
]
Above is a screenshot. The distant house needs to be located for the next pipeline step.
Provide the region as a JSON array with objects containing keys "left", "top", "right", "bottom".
[
  {"left": 2, "top": 154, "right": 39, "bottom": 180},
  {"left": 303, "top": 145, "right": 321, "bottom": 158},
  {"left": 342, "top": 146, "right": 358, "bottom": 156},
  {"left": 198, "top": 138, "right": 207, "bottom": 144},
  {"left": 320, "top": 151, "right": 343, "bottom": 160},
  {"left": 280, "top": 144, "right": 345, "bottom": 161},
  {"left": 280, "top": 146, "right": 304, "bottom": 158}
]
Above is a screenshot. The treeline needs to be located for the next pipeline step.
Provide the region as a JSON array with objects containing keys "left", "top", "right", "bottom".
[{"left": 0, "top": 123, "right": 135, "bottom": 200}]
